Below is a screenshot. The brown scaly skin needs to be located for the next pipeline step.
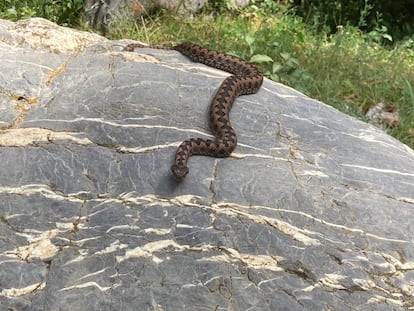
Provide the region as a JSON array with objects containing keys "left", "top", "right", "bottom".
[{"left": 123, "top": 42, "right": 264, "bottom": 181}]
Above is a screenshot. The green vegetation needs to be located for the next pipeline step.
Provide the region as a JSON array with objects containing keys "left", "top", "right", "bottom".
[
  {"left": 1, "top": 0, "right": 413, "bottom": 148},
  {"left": 293, "top": 0, "right": 414, "bottom": 42},
  {"left": 0, "top": 0, "right": 83, "bottom": 26}
]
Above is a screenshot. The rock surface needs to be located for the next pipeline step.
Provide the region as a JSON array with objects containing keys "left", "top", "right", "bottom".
[{"left": 1, "top": 18, "right": 414, "bottom": 310}]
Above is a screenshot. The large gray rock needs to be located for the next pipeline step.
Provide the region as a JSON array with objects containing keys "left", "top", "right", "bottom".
[{"left": 1, "top": 18, "right": 414, "bottom": 310}]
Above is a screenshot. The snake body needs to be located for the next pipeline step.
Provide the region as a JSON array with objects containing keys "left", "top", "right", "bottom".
[{"left": 124, "top": 42, "right": 263, "bottom": 180}]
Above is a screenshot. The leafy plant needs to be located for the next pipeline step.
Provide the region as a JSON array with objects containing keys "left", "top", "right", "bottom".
[
  {"left": 290, "top": 0, "right": 414, "bottom": 41},
  {"left": 0, "top": 0, "right": 84, "bottom": 26}
]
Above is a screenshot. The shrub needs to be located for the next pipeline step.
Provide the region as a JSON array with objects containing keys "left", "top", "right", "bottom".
[
  {"left": 0, "top": 0, "right": 84, "bottom": 26},
  {"left": 291, "top": 0, "right": 414, "bottom": 41}
]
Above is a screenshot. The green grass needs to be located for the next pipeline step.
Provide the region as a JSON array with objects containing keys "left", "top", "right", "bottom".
[{"left": 0, "top": 0, "right": 84, "bottom": 26}]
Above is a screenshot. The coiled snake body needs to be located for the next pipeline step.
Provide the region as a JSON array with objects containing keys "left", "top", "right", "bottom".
[{"left": 124, "top": 42, "right": 263, "bottom": 180}]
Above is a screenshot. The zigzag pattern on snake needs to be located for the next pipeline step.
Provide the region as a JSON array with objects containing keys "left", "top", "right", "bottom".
[{"left": 124, "top": 42, "right": 264, "bottom": 181}]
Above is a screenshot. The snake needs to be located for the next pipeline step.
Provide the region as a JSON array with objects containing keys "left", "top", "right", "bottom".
[{"left": 123, "top": 42, "right": 263, "bottom": 180}]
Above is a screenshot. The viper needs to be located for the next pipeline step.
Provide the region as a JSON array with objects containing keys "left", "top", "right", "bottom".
[{"left": 124, "top": 42, "right": 263, "bottom": 181}]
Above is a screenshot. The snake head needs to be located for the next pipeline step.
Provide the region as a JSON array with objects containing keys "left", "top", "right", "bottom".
[{"left": 171, "top": 164, "right": 189, "bottom": 181}]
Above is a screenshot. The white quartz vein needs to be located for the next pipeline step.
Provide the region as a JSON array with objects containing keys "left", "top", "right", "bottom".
[
  {"left": 0, "top": 184, "right": 85, "bottom": 203},
  {"left": 257, "top": 277, "right": 283, "bottom": 287},
  {"left": 261, "top": 85, "right": 298, "bottom": 98},
  {"left": 214, "top": 203, "right": 321, "bottom": 246},
  {"left": 231, "top": 152, "right": 287, "bottom": 162},
  {"left": 397, "top": 197, "right": 414, "bottom": 204},
  {"left": 126, "top": 54, "right": 230, "bottom": 78},
  {"left": 2, "top": 58, "right": 53, "bottom": 70},
  {"left": 77, "top": 268, "right": 110, "bottom": 281},
  {"left": 63, "top": 255, "right": 87, "bottom": 265},
  {"left": 368, "top": 295, "right": 404, "bottom": 307},
  {"left": 340, "top": 164, "right": 414, "bottom": 177},
  {"left": 118, "top": 142, "right": 180, "bottom": 153},
  {"left": 116, "top": 239, "right": 183, "bottom": 263},
  {"left": 94, "top": 240, "right": 128, "bottom": 256},
  {"left": 0, "top": 282, "right": 45, "bottom": 297},
  {"left": 5, "top": 231, "right": 60, "bottom": 260},
  {"left": 300, "top": 170, "right": 329, "bottom": 178},
  {"left": 280, "top": 114, "right": 332, "bottom": 131},
  {"left": 31, "top": 117, "right": 212, "bottom": 136},
  {"left": 201, "top": 249, "right": 284, "bottom": 272},
  {"left": 58, "top": 282, "right": 111, "bottom": 292},
  {"left": 0, "top": 127, "right": 93, "bottom": 146},
  {"left": 106, "top": 224, "right": 141, "bottom": 232},
  {"left": 318, "top": 273, "right": 349, "bottom": 290}
]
